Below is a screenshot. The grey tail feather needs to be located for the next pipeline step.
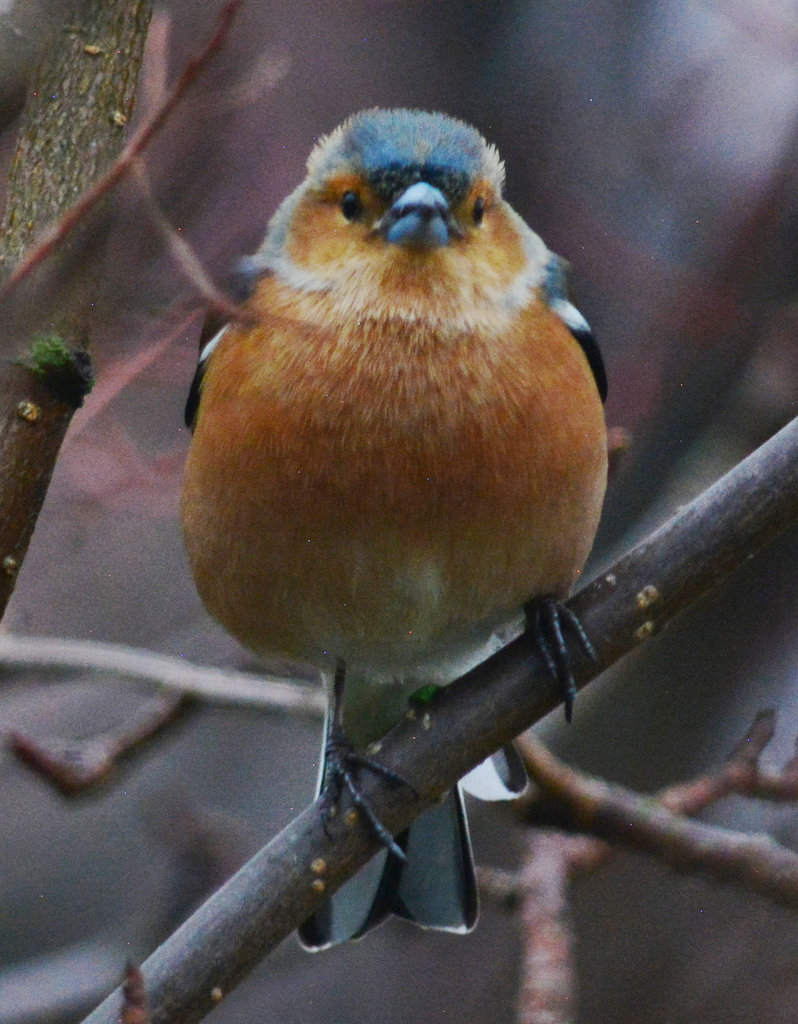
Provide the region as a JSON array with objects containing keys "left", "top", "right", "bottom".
[{"left": 298, "top": 786, "right": 477, "bottom": 950}]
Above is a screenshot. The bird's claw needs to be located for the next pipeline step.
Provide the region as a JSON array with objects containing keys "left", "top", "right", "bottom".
[
  {"left": 320, "top": 728, "right": 414, "bottom": 861},
  {"left": 526, "top": 596, "right": 598, "bottom": 722}
]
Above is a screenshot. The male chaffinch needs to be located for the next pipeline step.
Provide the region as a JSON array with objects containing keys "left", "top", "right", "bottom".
[{"left": 181, "top": 108, "right": 608, "bottom": 949}]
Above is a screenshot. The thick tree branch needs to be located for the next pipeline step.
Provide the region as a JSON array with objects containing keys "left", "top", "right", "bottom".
[
  {"left": 0, "top": 1, "right": 245, "bottom": 625},
  {"left": 0, "top": 360, "right": 90, "bottom": 612},
  {"left": 0, "top": 0, "right": 244, "bottom": 306},
  {"left": 0, "top": 0, "right": 154, "bottom": 621},
  {"left": 0, "top": 1, "right": 152, "bottom": 275},
  {"left": 80, "top": 414, "right": 798, "bottom": 1024}
]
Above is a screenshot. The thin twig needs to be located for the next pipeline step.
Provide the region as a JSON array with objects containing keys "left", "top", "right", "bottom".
[
  {"left": 658, "top": 709, "right": 798, "bottom": 812},
  {"left": 0, "top": 0, "right": 245, "bottom": 307},
  {"left": 9, "top": 691, "right": 186, "bottom": 793},
  {"left": 516, "top": 832, "right": 577, "bottom": 1024},
  {"left": 3, "top": 632, "right": 324, "bottom": 792},
  {"left": 495, "top": 713, "right": 798, "bottom": 1024},
  {"left": 516, "top": 729, "right": 798, "bottom": 911},
  {"left": 128, "top": 159, "right": 253, "bottom": 323},
  {"left": 0, "top": 633, "right": 325, "bottom": 715},
  {"left": 484, "top": 710, "right": 798, "bottom": 910}
]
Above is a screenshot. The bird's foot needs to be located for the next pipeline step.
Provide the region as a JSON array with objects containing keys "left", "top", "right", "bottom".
[
  {"left": 525, "top": 595, "right": 598, "bottom": 723},
  {"left": 320, "top": 727, "right": 413, "bottom": 860}
]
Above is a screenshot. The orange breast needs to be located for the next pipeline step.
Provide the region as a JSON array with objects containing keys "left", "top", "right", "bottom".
[{"left": 181, "top": 284, "right": 607, "bottom": 675}]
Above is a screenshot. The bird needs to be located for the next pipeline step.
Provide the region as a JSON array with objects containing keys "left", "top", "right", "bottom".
[{"left": 180, "top": 107, "right": 608, "bottom": 949}]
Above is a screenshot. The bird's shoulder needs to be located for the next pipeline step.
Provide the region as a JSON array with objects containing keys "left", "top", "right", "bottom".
[{"left": 540, "top": 255, "right": 607, "bottom": 403}]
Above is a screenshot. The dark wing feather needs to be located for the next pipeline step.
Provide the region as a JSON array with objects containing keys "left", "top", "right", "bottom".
[
  {"left": 184, "top": 257, "right": 271, "bottom": 432},
  {"left": 544, "top": 256, "right": 608, "bottom": 403}
]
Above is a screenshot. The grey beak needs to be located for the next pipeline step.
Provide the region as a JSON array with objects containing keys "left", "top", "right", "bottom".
[{"left": 379, "top": 182, "right": 454, "bottom": 248}]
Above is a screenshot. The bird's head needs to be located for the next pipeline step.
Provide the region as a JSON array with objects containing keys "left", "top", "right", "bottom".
[{"left": 256, "top": 109, "right": 549, "bottom": 322}]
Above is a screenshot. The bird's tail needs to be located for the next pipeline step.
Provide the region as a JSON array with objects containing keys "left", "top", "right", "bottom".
[
  {"left": 297, "top": 734, "right": 527, "bottom": 950},
  {"left": 298, "top": 783, "right": 477, "bottom": 950}
]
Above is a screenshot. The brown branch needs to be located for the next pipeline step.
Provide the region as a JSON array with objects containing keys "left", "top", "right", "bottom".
[
  {"left": 486, "top": 713, "right": 798, "bottom": 1024},
  {"left": 0, "top": 1, "right": 154, "bottom": 625},
  {"left": 0, "top": 1, "right": 244, "bottom": 626},
  {"left": 121, "top": 964, "right": 152, "bottom": 1024},
  {"left": 481, "top": 711, "right": 798, "bottom": 911},
  {"left": 499, "top": 719, "right": 798, "bottom": 1024},
  {"left": 1, "top": 634, "right": 324, "bottom": 793},
  {"left": 128, "top": 160, "right": 253, "bottom": 324},
  {"left": 0, "top": 358, "right": 92, "bottom": 614},
  {"left": 9, "top": 690, "right": 186, "bottom": 793},
  {"left": 515, "top": 710, "right": 798, "bottom": 836},
  {"left": 0, "top": 0, "right": 245, "bottom": 306},
  {"left": 656, "top": 708, "right": 798, "bottom": 813},
  {"left": 79, "top": 414, "right": 798, "bottom": 1024},
  {"left": 0, "top": 1, "right": 153, "bottom": 275},
  {"left": 516, "top": 727, "right": 798, "bottom": 911},
  {"left": 516, "top": 833, "right": 577, "bottom": 1024}
]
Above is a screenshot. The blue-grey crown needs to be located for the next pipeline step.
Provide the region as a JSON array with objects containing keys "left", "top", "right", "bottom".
[{"left": 307, "top": 108, "right": 505, "bottom": 204}]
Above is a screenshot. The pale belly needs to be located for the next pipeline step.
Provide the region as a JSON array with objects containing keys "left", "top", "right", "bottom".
[
  {"left": 181, "top": 414, "right": 607, "bottom": 680},
  {"left": 181, "top": 297, "right": 608, "bottom": 684}
]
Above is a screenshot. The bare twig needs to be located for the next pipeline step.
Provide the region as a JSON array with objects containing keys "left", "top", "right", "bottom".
[
  {"left": 79, "top": 414, "right": 798, "bottom": 1024},
  {"left": 69, "top": 324, "right": 188, "bottom": 439},
  {"left": 0, "top": 633, "right": 325, "bottom": 714},
  {"left": 657, "top": 709, "right": 798, "bottom": 813},
  {"left": 516, "top": 728, "right": 798, "bottom": 911},
  {"left": 128, "top": 160, "right": 252, "bottom": 323},
  {"left": 478, "top": 838, "right": 609, "bottom": 909},
  {"left": 496, "top": 713, "right": 798, "bottom": 1024},
  {"left": 516, "top": 832, "right": 577, "bottom": 1024},
  {"left": 121, "top": 964, "right": 151, "bottom": 1024},
  {"left": 9, "top": 691, "right": 185, "bottom": 793},
  {"left": 483, "top": 711, "right": 798, "bottom": 911},
  {"left": 0, "top": 0, "right": 245, "bottom": 307},
  {"left": 2, "top": 633, "right": 325, "bottom": 792}
]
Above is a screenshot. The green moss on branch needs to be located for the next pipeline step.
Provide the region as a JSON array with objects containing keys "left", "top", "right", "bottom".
[{"left": 22, "top": 334, "right": 94, "bottom": 407}]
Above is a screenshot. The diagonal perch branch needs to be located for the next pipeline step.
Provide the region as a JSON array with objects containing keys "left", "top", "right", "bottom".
[{"left": 80, "top": 412, "right": 798, "bottom": 1024}]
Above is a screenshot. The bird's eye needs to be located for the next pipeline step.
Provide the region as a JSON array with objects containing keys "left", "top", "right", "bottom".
[
  {"left": 473, "top": 196, "right": 485, "bottom": 225},
  {"left": 341, "top": 191, "right": 362, "bottom": 221}
]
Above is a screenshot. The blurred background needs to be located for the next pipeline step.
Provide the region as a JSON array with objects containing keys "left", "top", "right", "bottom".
[{"left": 2, "top": 0, "right": 798, "bottom": 1021}]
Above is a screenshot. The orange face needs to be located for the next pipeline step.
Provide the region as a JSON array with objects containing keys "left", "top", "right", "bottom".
[{"left": 276, "top": 171, "right": 541, "bottom": 329}]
